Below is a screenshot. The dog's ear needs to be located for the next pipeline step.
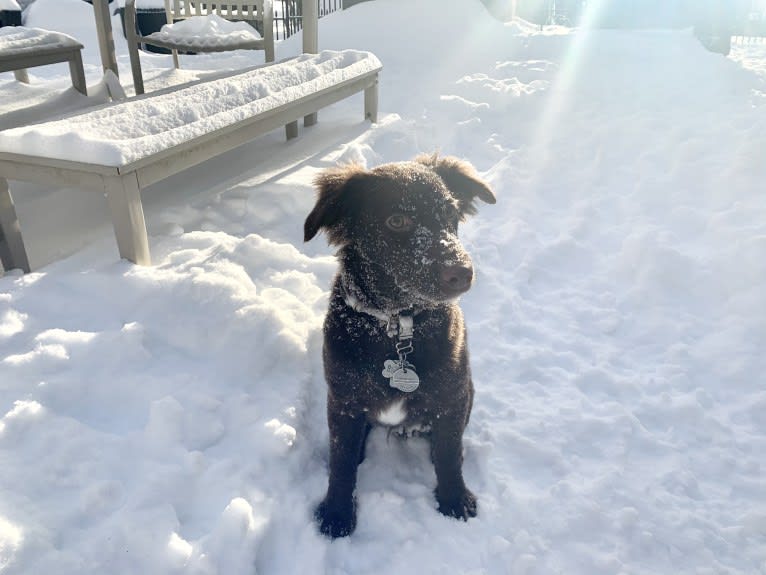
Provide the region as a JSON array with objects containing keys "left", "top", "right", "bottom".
[
  {"left": 304, "top": 164, "right": 366, "bottom": 243},
  {"left": 416, "top": 154, "right": 496, "bottom": 217}
]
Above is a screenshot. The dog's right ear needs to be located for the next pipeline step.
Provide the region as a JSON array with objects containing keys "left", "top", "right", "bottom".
[
  {"left": 304, "top": 164, "right": 366, "bottom": 243},
  {"left": 415, "top": 154, "right": 496, "bottom": 218}
]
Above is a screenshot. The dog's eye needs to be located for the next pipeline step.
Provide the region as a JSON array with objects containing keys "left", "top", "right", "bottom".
[{"left": 385, "top": 214, "right": 414, "bottom": 232}]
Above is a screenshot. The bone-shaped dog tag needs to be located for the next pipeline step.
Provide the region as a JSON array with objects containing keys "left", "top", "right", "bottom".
[{"left": 382, "top": 360, "right": 399, "bottom": 379}]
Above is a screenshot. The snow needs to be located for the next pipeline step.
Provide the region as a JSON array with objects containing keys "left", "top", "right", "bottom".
[
  {"left": 144, "top": 14, "right": 262, "bottom": 49},
  {"left": 0, "top": 0, "right": 20, "bottom": 11},
  {"left": 0, "top": 26, "right": 81, "bottom": 53},
  {"left": 0, "top": 50, "right": 381, "bottom": 166},
  {"left": 1, "top": 0, "right": 766, "bottom": 574}
]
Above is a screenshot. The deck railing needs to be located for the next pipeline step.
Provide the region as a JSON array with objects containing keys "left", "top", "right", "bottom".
[{"left": 274, "top": 0, "right": 343, "bottom": 40}]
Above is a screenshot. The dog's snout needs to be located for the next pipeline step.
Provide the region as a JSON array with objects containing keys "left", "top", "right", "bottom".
[{"left": 440, "top": 264, "right": 473, "bottom": 294}]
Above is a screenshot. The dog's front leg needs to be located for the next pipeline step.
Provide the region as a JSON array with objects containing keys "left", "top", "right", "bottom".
[
  {"left": 315, "top": 403, "right": 368, "bottom": 538},
  {"left": 431, "top": 412, "right": 477, "bottom": 521}
]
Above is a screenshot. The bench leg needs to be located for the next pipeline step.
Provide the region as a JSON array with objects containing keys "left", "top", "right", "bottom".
[
  {"left": 365, "top": 78, "right": 379, "bottom": 123},
  {"left": 69, "top": 52, "right": 87, "bottom": 95},
  {"left": 13, "top": 69, "right": 30, "bottom": 84},
  {"left": 304, "top": 112, "right": 318, "bottom": 127},
  {"left": 104, "top": 175, "right": 151, "bottom": 266},
  {"left": 0, "top": 177, "right": 31, "bottom": 273},
  {"left": 285, "top": 120, "right": 299, "bottom": 140}
]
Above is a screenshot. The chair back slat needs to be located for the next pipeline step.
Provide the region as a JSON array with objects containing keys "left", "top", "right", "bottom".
[{"left": 165, "top": 1, "right": 265, "bottom": 20}]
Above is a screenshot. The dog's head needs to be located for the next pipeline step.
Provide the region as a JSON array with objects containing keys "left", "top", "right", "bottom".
[{"left": 304, "top": 154, "right": 496, "bottom": 309}]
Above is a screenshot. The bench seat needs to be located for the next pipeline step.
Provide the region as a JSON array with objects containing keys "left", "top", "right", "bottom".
[{"left": 0, "top": 50, "right": 381, "bottom": 272}]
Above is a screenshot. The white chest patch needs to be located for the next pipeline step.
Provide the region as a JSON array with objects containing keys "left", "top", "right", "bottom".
[{"left": 377, "top": 399, "right": 407, "bottom": 426}]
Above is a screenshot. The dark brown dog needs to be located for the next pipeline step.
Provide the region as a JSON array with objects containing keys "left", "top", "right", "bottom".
[{"left": 304, "top": 154, "right": 495, "bottom": 538}]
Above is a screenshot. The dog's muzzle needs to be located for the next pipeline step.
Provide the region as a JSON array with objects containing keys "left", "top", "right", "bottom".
[{"left": 439, "top": 263, "right": 473, "bottom": 296}]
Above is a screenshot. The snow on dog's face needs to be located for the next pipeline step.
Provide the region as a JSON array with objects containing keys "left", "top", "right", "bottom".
[{"left": 304, "top": 154, "right": 495, "bottom": 309}]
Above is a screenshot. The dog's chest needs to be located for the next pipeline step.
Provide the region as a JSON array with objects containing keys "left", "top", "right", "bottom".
[
  {"left": 376, "top": 399, "right": 407, "bottom": 426},
  {"left": 375, "top": 398, "right": 432, "bottom": 438}
]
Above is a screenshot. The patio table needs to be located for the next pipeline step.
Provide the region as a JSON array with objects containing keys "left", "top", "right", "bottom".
[{"left": 0, "top": 26, "right": 87, "bottom": 94}]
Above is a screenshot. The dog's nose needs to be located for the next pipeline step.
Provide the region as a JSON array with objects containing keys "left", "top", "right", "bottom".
[{"left": 440, "top": 264, "right": 473, "bottom": 293}]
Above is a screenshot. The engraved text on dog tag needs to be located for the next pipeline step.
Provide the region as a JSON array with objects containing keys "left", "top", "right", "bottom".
[{"left": 391, "top": 365, "right": 420, "bottom": 392}]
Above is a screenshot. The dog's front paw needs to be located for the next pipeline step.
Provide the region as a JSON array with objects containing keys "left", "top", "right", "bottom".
[
  {"left": 436, "top": 488, "right": 478, "bottom": 521},
  {"left": 315, "top": 498, "right": 357, "bottom": 538}
]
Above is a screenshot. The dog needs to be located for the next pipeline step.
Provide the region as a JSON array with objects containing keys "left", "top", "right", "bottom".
[{"left": 304, "top": 153, "right": 495, "bottom": 538}]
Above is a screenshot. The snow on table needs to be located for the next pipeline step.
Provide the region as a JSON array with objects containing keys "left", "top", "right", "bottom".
[
  {"left": 0, "top": 50, "right": 381, "bottom": 168},
  {"left": 0, "top": 26, "right": 82, "bottom": 55}
]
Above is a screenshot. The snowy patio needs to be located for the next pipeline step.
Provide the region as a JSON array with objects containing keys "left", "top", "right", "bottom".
[{"left": 0, "top": 0, "right": 765, "bottom": 574}]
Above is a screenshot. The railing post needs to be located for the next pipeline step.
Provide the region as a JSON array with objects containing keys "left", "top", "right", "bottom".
[
  {"left": 303, "top": 0, "right": 318, "bottom": 54},
  {"left": 303, "top": 0, "right": 319, "bottom": 127}
]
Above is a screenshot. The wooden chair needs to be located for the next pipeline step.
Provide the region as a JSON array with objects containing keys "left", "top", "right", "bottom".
[{"left": 125, "top": 0, "right": 275, "bottom": 95}]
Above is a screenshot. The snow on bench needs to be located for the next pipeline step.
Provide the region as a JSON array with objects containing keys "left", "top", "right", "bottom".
[{"left": 0, "top": 50, "right": 381, "bottom": 272}]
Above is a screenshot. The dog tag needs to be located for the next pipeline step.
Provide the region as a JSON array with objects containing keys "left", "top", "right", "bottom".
[
  {"left": 382, "top": 359, "right": 420, "bottom": 392},
  {"left": 382, "top": 360, "right": 399, "bottom": 379},
  {"left": 391, "top": 366, "right": 420, "bottom": 392},
  {"left": 381, "top": 358, "right": 418, "bottom": 393}
]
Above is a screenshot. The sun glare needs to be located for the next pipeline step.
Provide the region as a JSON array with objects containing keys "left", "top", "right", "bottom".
[
  {"left": 530, "top": 0, "right": 608, "bottom": 171},
  {"left": 0, "top": 516, "right": 23, "bottom": 569}
]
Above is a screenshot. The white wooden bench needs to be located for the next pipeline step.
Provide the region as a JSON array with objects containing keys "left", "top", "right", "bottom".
[
  {"left": 0, "top": 26, "right": 86, "bottom": 95},
  {"left": 0, "top": 50, "right": 381, "bottom": 272}
]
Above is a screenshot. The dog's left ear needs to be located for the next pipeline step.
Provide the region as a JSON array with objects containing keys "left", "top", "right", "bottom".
[{"left": 416, "top": 154, "right": 496, "bottom": 217}]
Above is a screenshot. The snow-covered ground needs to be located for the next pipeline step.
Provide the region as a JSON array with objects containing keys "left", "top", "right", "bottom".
[{"left": 1, "top": 0, "right": 766, "bottom": 573}]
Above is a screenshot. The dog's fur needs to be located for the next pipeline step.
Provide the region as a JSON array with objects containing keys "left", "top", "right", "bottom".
[{"left": 304, "top": 154, "right": 495, "bottom": 538}]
